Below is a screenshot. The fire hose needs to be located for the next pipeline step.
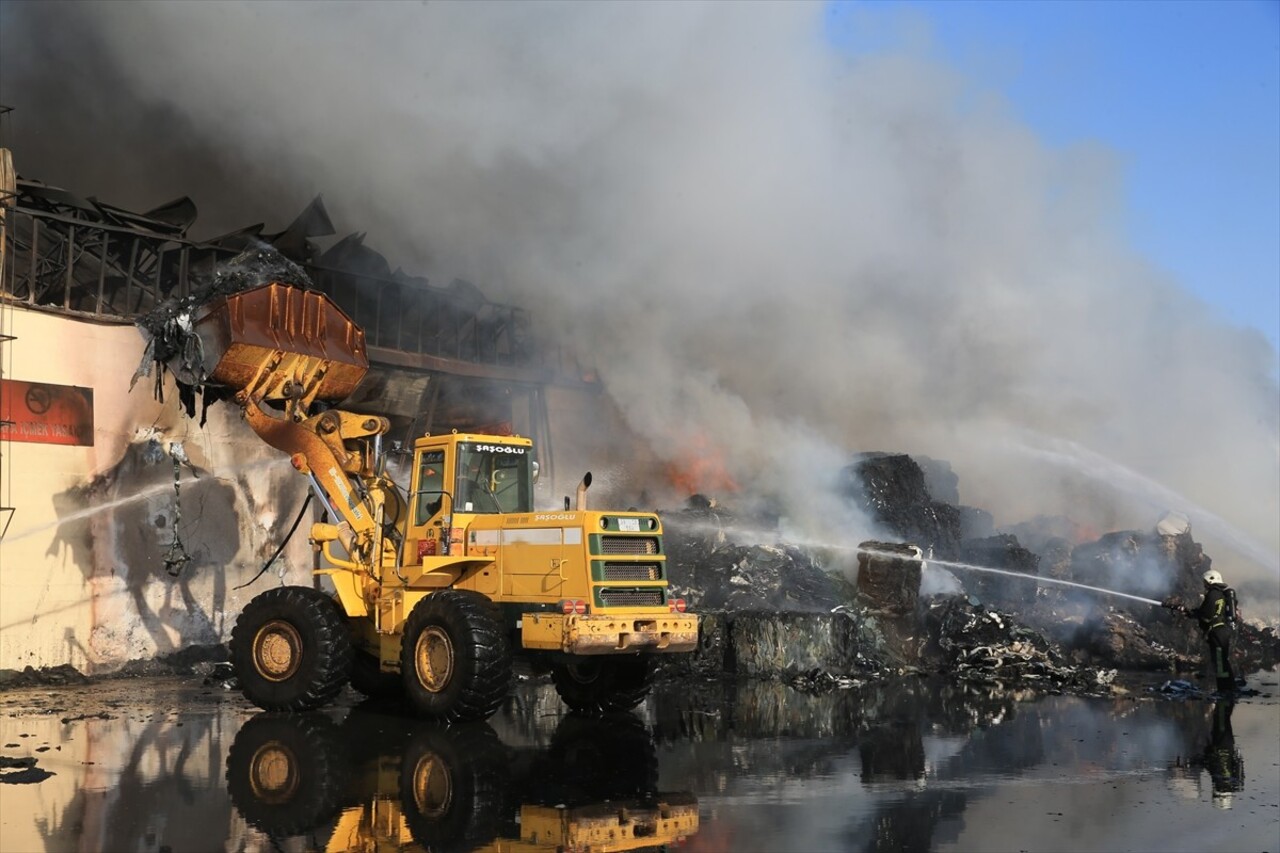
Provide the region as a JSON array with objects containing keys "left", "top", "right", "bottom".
[{"left": 233, "top": 494, "right": 313, "bottom": 590}]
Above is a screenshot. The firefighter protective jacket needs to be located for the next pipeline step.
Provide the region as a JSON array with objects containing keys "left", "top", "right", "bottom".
[{"left": 1194, "top": 584, "right": 1233, "bottom": 633}]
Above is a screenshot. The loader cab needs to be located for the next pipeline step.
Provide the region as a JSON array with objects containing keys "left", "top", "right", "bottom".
[{"left": 410, "top": 433, "right": 536, "bottom": 527}]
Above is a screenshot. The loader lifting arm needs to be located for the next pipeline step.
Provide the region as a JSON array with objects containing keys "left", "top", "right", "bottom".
[{"left": 182, "top": 282, "right": 392, "bottom": 559}]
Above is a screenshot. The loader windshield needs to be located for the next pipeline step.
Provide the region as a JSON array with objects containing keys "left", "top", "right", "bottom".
[{"left": 455, "top": 442, "right": 533, "bottom": 514}]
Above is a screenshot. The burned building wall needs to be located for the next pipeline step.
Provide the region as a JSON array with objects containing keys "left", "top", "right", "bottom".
[{"left": 0, "top": 306, "right": 312, "bottom": 673}]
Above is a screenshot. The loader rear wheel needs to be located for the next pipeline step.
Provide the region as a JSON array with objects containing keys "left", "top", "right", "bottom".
[
  {"left": 550, "top": 655, "right": 653, "bottom": 716},
  {"left": 231, "top": 586, "right": 353, "bottom": 711},
  {"left": 401, "top": 590, "right": 511, "bottom": 723}
]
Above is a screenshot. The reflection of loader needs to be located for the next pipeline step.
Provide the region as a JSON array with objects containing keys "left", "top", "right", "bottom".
[
  {"left": 225, "top": 709, "right": 700, "bottom": 852},
  {"left": 180, "top": 282, "right": 698, "bottom": 721}
]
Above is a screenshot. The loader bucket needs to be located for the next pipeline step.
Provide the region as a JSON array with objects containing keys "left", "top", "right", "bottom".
[{"left": 189, "top": 282, "right": 368, "bottom": 402}]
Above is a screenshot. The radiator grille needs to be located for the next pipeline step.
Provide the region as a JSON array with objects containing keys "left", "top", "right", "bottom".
[
  {"left": 600, "top": 536, "right": 659, "bottom": 555},
  {"left": 602, "top": 563, "right": 661, "bottom": 582},
  {"left": 599, "top": 588, "right": 664, "bottom": 608}
]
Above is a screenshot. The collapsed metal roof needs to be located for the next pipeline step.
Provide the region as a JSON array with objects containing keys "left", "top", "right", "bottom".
[{"left": 1, "top": 175, "right": 596, "bottom": 392}]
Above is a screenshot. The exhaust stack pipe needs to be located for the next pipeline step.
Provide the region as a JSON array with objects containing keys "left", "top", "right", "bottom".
[{"left": 576, "top": 471, "right": 593, "bottom": 511}]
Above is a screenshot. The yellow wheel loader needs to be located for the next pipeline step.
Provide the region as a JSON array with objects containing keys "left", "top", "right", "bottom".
[{"left": 178, "top": 282, "right": 697, "bottom": 721}]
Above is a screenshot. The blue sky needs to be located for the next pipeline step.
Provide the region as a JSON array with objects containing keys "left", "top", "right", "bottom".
[{"left": 826, "top": 0, "right": 1280, "bottom": 352}]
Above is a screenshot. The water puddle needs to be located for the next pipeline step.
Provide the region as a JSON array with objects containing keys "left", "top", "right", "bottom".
[{"left": 0, "top": 674, "right": 1274, "bottom": 851}]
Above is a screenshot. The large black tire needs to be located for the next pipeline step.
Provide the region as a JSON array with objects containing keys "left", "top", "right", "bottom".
[
  {"left": 400, "top": 589, "right": 511, "bottom": 723},
  {"left": 550, "top": 655, "right": 654, "bottom": 716},
  {"left": 399, "top": 723, "right": 506, "bottom": 852},
  {"left": 231, "top": 586, "right": 353, "bottom": 711},
  {"left": 225, "top": 713, "right": 350, "bottom": 838},
  {"left": 349, "top": 649, "right": 404, "bottom": 699}
]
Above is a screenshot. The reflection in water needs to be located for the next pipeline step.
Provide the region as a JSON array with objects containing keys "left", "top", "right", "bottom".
[
  {"left": 225, "top": 706, "right": 699, "bottom": 852},
  {"left": 1169, "top": 698, "right": 1245, "bottom": 811},
  {"left": 646, "top": 677, "right": 1270, "bottom": 852},
  {"left": 1201, "top": 700, "right": 1245, "bottom": 807},
  {"left": 1, "top": 675, "right": 1274, "bottom": 852}
]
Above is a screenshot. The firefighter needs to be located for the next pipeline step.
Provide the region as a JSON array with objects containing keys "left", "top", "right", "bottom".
[{"left": 1167, "top": 569, "right": 1239, "bottom": 695}]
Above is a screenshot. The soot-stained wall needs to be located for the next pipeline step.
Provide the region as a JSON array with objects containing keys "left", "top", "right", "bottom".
[{"left": 0, "top": 307, "right": 313, "bottom": 672}]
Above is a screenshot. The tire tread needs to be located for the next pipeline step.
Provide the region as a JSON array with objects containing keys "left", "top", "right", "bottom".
[{"left": 231, "top": 586, "right": 353, "bottom": 712}]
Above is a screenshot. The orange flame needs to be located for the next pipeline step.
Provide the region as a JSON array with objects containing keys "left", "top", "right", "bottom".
[{"left": 664, "top": 433, "right": 739, "bottom": 496}]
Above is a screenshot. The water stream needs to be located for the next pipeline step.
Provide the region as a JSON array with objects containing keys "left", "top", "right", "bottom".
[
  {"left": 5, "top": 457, "right": 290, "bottom": 543},
  {"left": 859, "top": 548, "right": 1164, "bottom": 607},
  {"left": 665, "top": 518, "right": 1164, "bottom": 607}
]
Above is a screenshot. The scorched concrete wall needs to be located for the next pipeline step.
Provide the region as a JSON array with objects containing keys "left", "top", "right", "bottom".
[{"left": 0, "top": 306, "right": 312, "bottom": 672}]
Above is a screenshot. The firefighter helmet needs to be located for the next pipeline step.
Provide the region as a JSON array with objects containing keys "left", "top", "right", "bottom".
[{"left": 1203, "top": 569, "right": 1224, "bottom": 586}]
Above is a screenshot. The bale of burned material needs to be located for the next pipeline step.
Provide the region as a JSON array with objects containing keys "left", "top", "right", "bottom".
[
  {"left": 1079, "top": 610, "right": 1192, "bottom": 671},
  {"left": 955, "top": 534, "right": 1040, "bottom": 610},
  {"left": 958, "top": 505, "right": 996, "bottom": 540},
  {"left": 1235, "top": 622, "right": 1280, "bottom": 673},
  {"left": 1057, "top": 527, "right": 1208, "bottom": 667},
  {"left": 855, "top": 540, "right": 922, "bottom": 615},
  {"left": 914, "top": 455, "right": 961, "bottom": 504},
  {"left": 664, "top": 501, "right": 846, "bottom": 613},
  {"left": 1069, "top": 529, "right": 1203, "bottom": 605},
  {"left": 728, "top": 610, "right": 896, "bottom": 679},
  {"left": 839, "top": 453, "right": 964, "bottom": 556},
  {"left": 652, "top": 612, "right": 729, "bottom": 681}
]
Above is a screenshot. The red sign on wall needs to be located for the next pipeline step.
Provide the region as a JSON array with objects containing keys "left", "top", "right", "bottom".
[{"left": 0, "top": 379, "right": 95, "bottom": 446}]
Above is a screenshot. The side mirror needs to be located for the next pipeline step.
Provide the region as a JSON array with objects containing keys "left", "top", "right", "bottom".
[{"left": 531, "top": 460, "right": 540, "bottom": 483}]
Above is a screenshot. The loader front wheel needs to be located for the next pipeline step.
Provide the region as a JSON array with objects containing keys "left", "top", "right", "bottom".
[
  {"left": 401, "top": 590, "right": 511, "bottom": 723},
  {"left": 231, "top": 586, "right": 353, "bottom": 711},
  {"left": 550, "top": 655, "right": 653, "bottom": 716}
]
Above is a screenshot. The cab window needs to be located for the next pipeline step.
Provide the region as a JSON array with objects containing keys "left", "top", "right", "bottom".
[
  {"left": 413, "top": 450, "right": 446, "bottom": 525},
  {"left": 456, "top": 443, "right": 533, "bottom": 514}
]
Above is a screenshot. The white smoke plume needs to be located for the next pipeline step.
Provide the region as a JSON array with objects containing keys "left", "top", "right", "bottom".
[{"left": 2, "top": 2, "right": 1276, "bottom": 602}]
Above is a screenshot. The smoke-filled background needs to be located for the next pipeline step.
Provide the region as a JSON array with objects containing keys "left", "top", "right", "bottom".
[{"left": 2, "top": 2, "right": 1276, "bottom": 605}]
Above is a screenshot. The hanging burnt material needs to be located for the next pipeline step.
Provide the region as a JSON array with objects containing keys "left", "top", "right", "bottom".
[
  {"left": 161, "top": 442, "right": 196, "bottom": 577},
  {"left": 130, "top": 245, "right": 314, "bottom": 421}
]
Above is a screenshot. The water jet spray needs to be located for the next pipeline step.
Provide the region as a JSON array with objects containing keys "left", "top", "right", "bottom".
[
  {"left": 859, "top": 547, "right": 1163, "bottom": 607},
  {"left": 663, "top": 519, "right": 1166, "bottom": 607}
]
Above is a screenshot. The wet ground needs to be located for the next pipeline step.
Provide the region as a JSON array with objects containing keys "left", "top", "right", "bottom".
[{"left": 0, "top": 672, "right": 1275, "bottom": 853}]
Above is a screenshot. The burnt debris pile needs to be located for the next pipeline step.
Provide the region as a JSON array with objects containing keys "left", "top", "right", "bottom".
[
  {"left": 924, "top": 596, "right": 1116, "bottom": 695},
  {"left": 660, "top": 451, "right": 1279, "bottom": 695},
  {"left": 663, "top": 496, "right": 848, "bottom": 613}
]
